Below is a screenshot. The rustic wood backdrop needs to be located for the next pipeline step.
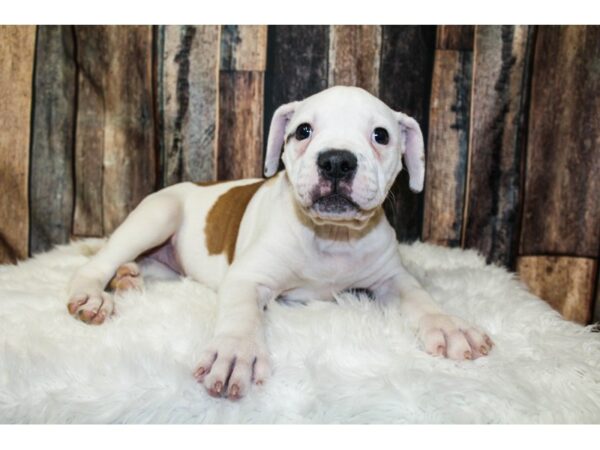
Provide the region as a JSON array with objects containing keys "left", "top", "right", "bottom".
[{"left": 0, "top": 25, "right": 598, "bottom": 325}]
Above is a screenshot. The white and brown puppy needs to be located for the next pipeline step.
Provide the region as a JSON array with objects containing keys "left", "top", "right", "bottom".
[{"left": 67, "top": 86, "right": 493, "bottom": 400}]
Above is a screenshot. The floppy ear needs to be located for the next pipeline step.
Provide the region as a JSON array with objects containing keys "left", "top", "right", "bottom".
[
  {"left": 264, "top": 101, "right": 299, "bottom": 177},
  {"left": 395, "top": 111, "right": 425, "bottom": 193}
]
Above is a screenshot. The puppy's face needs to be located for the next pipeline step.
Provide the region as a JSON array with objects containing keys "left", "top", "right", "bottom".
[{"left": 264, "top": 86, "right": 425, "bottom": 228}]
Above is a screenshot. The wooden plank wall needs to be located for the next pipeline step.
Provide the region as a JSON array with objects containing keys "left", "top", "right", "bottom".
[{"left": 0, "top": 25, "right": 598, "bottom": 325}]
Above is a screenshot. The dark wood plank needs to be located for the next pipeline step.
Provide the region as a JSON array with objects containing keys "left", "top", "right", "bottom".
[
  {"left": 73, "top": 26, "right": 156, "bottom": 236},
  {"left": 520, "top": 26, "right": 600, "bottom": 257},
  {"left": 156, "top": 25, "right": 220, "bottom": 187},
  {"left": 218, "top": 25, "right": 267, "bottom": 181},
  {"left": 379, "top": 26, "right": 436, "bottom": 242},
  {"left": 436, "top": 26, "right": 475, "bottom": 50},
  {"left": 263, "top": 25, "right": 329, "bottom": 169},
  {"left": 29, "top": 25, "right": 76, "bottom": 254},
  {"left": 462, "top": 26, "right": 534, "bottom": 267},
  {"left": 422, "top": 50, "right": 472, "bottom": 247},
  {"left": 0, "top": 26, "right": 36, "bottom": 263},
  {"left": 328, "top": 25, "right": 381, "bottom": 95},
  {"left": 221, "top": 25, "right": 267, "bottom": 71},
  {"left": 517, "top": 256, "right": 596, "bottom": 325}
]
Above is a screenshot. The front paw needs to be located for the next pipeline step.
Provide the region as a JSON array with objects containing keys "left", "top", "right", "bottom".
[
  {"left": 67, "top": 290, "right": 115, "bottom": 325},
  {"left": 193, "top": 334, "right": 270, "bottom": 400},
  {"left": 418, "top": 313, "right": 493, "bottom": 360}
]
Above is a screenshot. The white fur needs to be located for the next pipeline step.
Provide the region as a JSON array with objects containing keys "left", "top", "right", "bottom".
[{"left": 1, "top": 239, "right": 599, "bottom": 423}]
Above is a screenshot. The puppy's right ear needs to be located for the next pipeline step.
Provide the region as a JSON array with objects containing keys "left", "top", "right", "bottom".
[{"left": 264, "top": 101, "right": 298, "bottom": 177}]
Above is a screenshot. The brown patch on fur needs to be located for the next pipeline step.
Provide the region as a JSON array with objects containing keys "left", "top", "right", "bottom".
[
  {"left": 195, "top": 180, "right": 226, "bottom": 187},
  {"left": 205, "top": 180, "right": 266, "bottom": 263}
]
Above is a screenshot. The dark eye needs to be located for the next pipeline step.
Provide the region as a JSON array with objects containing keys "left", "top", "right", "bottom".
[
  {"left": 373, "top": 127, "right": 389, "bottom": 145},
  {"left": 295, "top": 123, "right": 312, "bottom": 141}
]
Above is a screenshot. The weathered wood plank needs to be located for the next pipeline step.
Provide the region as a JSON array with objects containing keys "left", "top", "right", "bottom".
[
  {"left": 29, "top": 25, "right": 76, "bottom": 254},
  {"left": 263, "top": 25, "right": 329, "bottom": 169},
  {"left": 594, "top": 264, "right": 600, "bottom": 325},
  {"left": 73, "top": 26, "right": 109, "bottom": 237},
  {"left": 436, "top": 26, "right": 475, "bottom": 50},
  {"left": 73, "top": 26, "right": 156, "bottom": 236},
  {"left": 218, "top": 25, "right": 267, "bottom": 181},
  {"left": 520, "top": 26, "right": 600, "bottom": 257},
  {"left": 379, "top": 26, "right": 436, "bottom": 242},
  {"left": 156, "top": 25, "right": 220, "bottom": 187},
  {"left": 0, "top": 26, "right": 36, "bottom": 263},
  {"left": 422, "top": 50, "right": 472, "bottom": 247},
  {"left": 462, "top": 26, "right": 534, "bottom": 267},
  {"left": 218, "top": 71, "right": 264, "bottom": 180},
  {"left": 328, "top": 25, "right": 381, "bottom": 95},
  {"left": 221, "top": 25, "right": 267, "bottom": 71},
  {"left": 517, "top": 256, "right": 597, "bottom": 324}
]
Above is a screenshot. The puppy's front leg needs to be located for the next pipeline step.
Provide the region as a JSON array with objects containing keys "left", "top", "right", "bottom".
[
  {"left": 376, "top": 263, "right": 493, "bottom": 360},
  {"left": 194, "top": 275, "right": 271, "bottom": 400}
]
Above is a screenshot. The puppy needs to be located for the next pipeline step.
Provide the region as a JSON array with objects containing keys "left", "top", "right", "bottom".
[{"left": 67, "top": 86, "right": 493, "bottom": 400}]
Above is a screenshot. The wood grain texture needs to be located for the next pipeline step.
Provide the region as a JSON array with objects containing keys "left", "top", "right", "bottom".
[
  {"left": 218, "top": 71, "right": 264, "bottom": 180},
  {"left": 0, "top": 26, "right": 36, "bottom": 263},
  {"left": 463, "top": 26, "right": 534, "bottom": 267},
  {"left": 520, "top": 26, "right": 600, "bottom": 257},
  {"left": 422, "top": 50, "right": 472, "bottom": 247},
  {"left": 263, "top": 25, "right": 329, "bottom": 166},
  {"left": 218, "top": 25, "right": 267, "bottom": 180},
  {"left": 221, "top": 25, "right": 267, "bottom": 71},
  {"left": 517, "top": 256, "right": 597, "bottom": 324},
  {"left": 379, "top": 26, "right": 436, "bottom": 242},
  {"left": 73, "top": 26, "right": 156, "bottom": 236},
  {"left": 328, "top": 25, "right": 381, "bottom": 95},
  {"left": 29, "top": 25, "right": 76, "bottom": 254},
  {"left": 156, "top": 25, "right": 220, "bottom": 187},
  {"left": 436, "top": 26, "right": 475, "bottom": 50}
]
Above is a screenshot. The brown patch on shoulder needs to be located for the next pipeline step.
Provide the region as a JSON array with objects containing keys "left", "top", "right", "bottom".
[
  {"left": 195, "top": 180, "right": 225, "bottom": 187},
  {"left": 205, "top": 180, "right": 266, "bottom": 263}
]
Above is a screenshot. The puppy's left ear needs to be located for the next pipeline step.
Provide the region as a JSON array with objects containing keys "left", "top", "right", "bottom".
[
  {"left": 395, "top": 111, "right": 425, "bottom": 193},
  {"left": 264, "top": 101, "right": 299, "bottom": 177}
]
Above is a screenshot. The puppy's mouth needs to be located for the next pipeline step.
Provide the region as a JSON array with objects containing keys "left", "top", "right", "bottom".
[{"left": 312, "top": 194, "right": 359, "bottom": 215}]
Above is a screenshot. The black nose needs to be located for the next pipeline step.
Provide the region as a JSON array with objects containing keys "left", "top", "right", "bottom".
[{"left": 317, "top": 150, "right": 358, "bottom": 181}]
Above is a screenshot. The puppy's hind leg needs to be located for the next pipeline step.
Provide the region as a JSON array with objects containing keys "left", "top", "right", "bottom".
[
  {"left": 108, "top": 262, "right": 144, "bottom": 294},
  {"left": 67, "top": 188, "right": 184, "bottom": 325}
]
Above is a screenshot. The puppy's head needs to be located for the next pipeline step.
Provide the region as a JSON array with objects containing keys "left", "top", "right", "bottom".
[{"left": 265, "top": 86, "right": 424, "bottom": 229}]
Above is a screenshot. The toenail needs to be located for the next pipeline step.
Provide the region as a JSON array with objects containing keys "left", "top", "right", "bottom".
[
  {"left": 229, "top": 384, "right": 240, "bottom": 399},
  {"left": 464, "top": 351, "right": 472, "bottom": 360},
  {"left": 214, "top": 381, "right": 223, "bottom": 394},
  {"left": 480, "top": 345, "right": 488, "bottom": 355}
]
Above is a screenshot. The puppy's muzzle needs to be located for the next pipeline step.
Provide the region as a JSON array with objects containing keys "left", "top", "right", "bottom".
[{"left": 312, "top": 149, "right": 359, "bottom": 215}]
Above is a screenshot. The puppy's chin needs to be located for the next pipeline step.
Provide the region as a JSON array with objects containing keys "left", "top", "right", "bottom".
[{"left": 304, "top": 195, "right": 376, "bottom": 229}]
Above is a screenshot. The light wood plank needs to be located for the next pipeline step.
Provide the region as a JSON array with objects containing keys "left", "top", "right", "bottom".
[
  {"left": 0, "top": 26, "right": 36, "bottom": 262},
  {"left": 73, "top": 26, "right": 156, "bottom": 236},
  {"left": 517, "top": 256, "right": 597, "bottom": 324},
  {"left": 328, "top": 25, "right": 381, "bottom": 95},
  {"left": 220, "top": 25, "right": 267, "bottom": 71}
]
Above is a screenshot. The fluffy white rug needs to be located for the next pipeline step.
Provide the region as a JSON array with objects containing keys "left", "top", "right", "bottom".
[{"left": 0, "top": 239, "right": 599, "bottom": 424}]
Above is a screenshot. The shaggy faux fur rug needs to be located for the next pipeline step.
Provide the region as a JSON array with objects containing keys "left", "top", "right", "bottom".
[{"left": 0, "top": 239, "right": 599, "bottom": 424}]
